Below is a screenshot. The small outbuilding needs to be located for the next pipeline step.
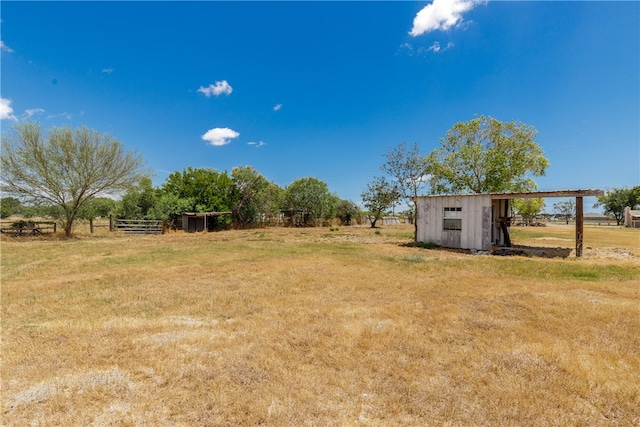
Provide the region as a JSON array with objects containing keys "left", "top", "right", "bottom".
[
  {"left": 180, "top": 212, "right": 231, "bottom": 232},
  {"left": 414, "top": 189, "right": 604, "bottom": 257},
  {"left": 624, "top": 207, "right": 640, "bottom": 228},
  {"left": 364, "top": 216, "right": 402, "bottom": 226}
]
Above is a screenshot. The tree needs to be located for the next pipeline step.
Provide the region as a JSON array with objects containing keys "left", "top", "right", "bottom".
[
  {"left": 283, "top": 177, "right": 333, "bottom": 225},
  {"left": 595, "top": 186, "right": 640, "bottom": 225},
  {"left": 0, "top": 197, "right": 23, "bottom": 218},
  {"left": 1, "top": 123, "right": 145, "bottom": 237},
  {"left": 161, "top": 167, "right": 234, "bottom": 214},
  {"left": 114, "top": 177, "right": 158, "bottom": 219},
  {"left": 230, "top": 166, "right": 271, "bottom": 227},
  {"left": 511, "top": 198, "right": 545, "bottom": 226},
  {"left": 149, "top": 193, "right": 193, "bottom": 225},
  {"left": 381, "top": 142, "right": 429, "bottom": 239},
  {"left": 261, "top": 181, "right": 285, "bottom": 223},
  {"left": 77, "top": 196, "right": 117, "bottom": 233},
  {"left": 336, "top": 199, "right": 361, "bottom": 225},
  {"left": 324, "top": 193, "right": 341, "bottom": 222},
  {"left": 361, "top": 176, "right": 401, "bottom": 228},
  {"left": 427, "top": 115, "right": 549, "bottom": 195},
  {"left": 553, "top": 200, "right": 575, "bottom": 224},
  {"left": 81, "top": 197, "right": 117, "bottom": 219}
]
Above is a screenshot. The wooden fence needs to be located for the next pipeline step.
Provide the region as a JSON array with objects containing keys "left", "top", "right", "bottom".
[
  {"left": 110, "top": 218, "right": 163, "bottom": 235},
  {"left": 0, "top": 220, "right": 57, "bottom": 235}
]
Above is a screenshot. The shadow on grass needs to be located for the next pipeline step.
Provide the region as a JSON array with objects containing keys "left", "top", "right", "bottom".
[
  {"left": 402, "top": 241, "right": 573, "bottom": 258},
  {"left": 492, "top": 245, "right": 572, "bottom": 258}
]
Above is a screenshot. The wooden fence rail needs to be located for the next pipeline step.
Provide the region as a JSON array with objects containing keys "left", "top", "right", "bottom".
[
  {"left": 110, "top": 218, "right": 163, "bottom": 235},
  {"left": 0, "top": 220, "right": 57, "bottom": 235}
]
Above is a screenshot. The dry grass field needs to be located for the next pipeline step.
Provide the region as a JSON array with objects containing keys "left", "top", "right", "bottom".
[{"left": 1, "top": 223, "right": 639, "bottom": 426}]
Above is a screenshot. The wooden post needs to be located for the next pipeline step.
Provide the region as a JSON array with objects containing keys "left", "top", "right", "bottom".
[
  {"left": 576, "top": 196, "right": 583, "bottom": 257},
  {"left": 89, "top": 218, "right": 94, "bottom": 234},
  {"left": 109, "top": 215, "right": 113, "bottom": 232}
]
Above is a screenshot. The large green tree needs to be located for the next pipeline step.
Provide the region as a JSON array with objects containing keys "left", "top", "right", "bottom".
[
  {"left": 283, "top": 177, "right": 333, "bottom": 225},
  {"left": 381, "top": 142, "right": 429, "bottom": 239},
  {"left": 261, "top": 181, "right": 285, "bottom": 223},
  {"left": 335, "top": 199, "right": 361, "bottom": 225},
  {"left": 1, "top": 123, "right": 146, "bottom": 237},
  {"left": 161, "top": 167, "right": 234, "bottom": 213},
  {"left": 230, "top": 166, "right": 282, "bottom": 227},
  {"left": 511, "top": 198, "right": 545, "bottom": 226},
  {"left": 361, "top": 176, "right": 401, "bottom": 228},
  {"left": 0, "top": 197, "right": 23, "bottom": 218},
  {"left": 149, "top": 193, "right": 193, "bottom": 224},
  {"left": 114, "top": 177, "right": 158, "bottom": 219},
  {"left": 427, "top": 115, "right": 549, "bottom": 194},
  {"left": 595, "top": 186, "right": 640, "bottom": 225}
]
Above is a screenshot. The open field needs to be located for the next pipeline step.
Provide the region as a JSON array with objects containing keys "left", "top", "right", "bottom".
[{"left": 2, "top": 224, "right": 639, "bottom": 426}]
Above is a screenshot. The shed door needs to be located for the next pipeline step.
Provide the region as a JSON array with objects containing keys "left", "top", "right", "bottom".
[{"left": 188, "top": 217, "right": 204, "bottom": 232}]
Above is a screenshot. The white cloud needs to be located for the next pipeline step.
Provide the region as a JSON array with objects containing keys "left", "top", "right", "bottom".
[
  {"left": 202, "top": 127, "right": 240, "bottom": 146},
  {"left": 427, "top": 41, "right": 455, "bottom": 53},
  {"left": 273, "top": 104, "right": 282, "bottom": 111},
  {"left": 47, "top": 112, "right": 74, "bottom": 120},
  {"left": 398, "top": 42, "right": 415, "bottom": 55},
  {"left": 410, "top": 0, "right": 480, "bottom": 36},
  {"left": 400, "top": 40, "right": 455, "bottom": 56},
  {"left": 248, "top": 141, "right": 266, "bottom": 148},
  {"left": 0, "top": 98, "right": 17, "bottom": 120},
  {"left": 198, "top": 80, "right": 233, "bottom": 97},
  {"left": 24, "top": 108, "right": 45, "bottom": 118},
  {"left": 102, "top": 67, "right": 114, "bottom": 74},
  {"left": 0, "top": 41, "right": 14, "bottom": 53}
]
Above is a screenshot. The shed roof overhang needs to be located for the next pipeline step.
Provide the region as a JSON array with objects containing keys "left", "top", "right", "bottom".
[
  {"left": 489, "top": 189, "right": 604, "bottom": 199},
  {"left": 182, "top": 211, "right": 232, "bottom": 217},
  {"left": 414, "top": 189, "right": 604, "bottom": 201}
]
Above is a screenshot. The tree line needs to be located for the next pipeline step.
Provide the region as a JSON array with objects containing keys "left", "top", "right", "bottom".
[
  {"left": 2, "top": 117, "right": 637, "bottom": 237},
  {"left": 0, "top": 123, "right": 363, "bottom": 236},
  {"left": 1, "top": 167, "right": 363, "bottom": 237},
  {"left": 115, "top": 169, "right": 363, "bottom": 229}
]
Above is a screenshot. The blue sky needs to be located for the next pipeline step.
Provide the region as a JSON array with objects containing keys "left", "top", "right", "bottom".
[{"left": 1, "top": 1, "right": 638, "bottom": 212}]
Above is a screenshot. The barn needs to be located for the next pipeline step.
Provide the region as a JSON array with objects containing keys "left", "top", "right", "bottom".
[{"left": 414, "top": 189, "right": 604, "bottom": 257}]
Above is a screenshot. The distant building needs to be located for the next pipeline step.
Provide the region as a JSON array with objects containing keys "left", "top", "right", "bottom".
[
  {"left": 583, "top": 212, "right": 610, "bottom": 222},
  {"left": 364, "top": 216, "right": 402, "bottom": 226}
]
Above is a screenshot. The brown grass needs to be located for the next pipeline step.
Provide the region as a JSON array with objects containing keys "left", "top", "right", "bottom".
[{"left": 2, "top": 224, "right": 639, "bottom": 426}]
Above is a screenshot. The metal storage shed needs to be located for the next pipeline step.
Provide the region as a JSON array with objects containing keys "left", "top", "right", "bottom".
[
  {"left": 181, "top": 212, "right": 231, "bottom": 232},
  {"left": 624, "top": 207, "right": 640, "bottom": 228},
  {"left": 414, "top": 189, "right": 603, "bottom": 257}
]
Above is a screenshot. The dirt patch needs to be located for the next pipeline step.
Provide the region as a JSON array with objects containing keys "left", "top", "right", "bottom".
[
  {"left": 583, "top": 247, "right": 639, "bottom": 261},
  {"left": 6, "top": 368, "right": 133, "bottom": 410}
]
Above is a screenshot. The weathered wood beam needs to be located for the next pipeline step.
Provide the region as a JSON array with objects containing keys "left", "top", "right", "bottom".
[
  {"left": 576, "top": 196, "right": 584, "bottom": 257},
  {"left": 490, "top": 189, "right": 604, "bottom": 199}
]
